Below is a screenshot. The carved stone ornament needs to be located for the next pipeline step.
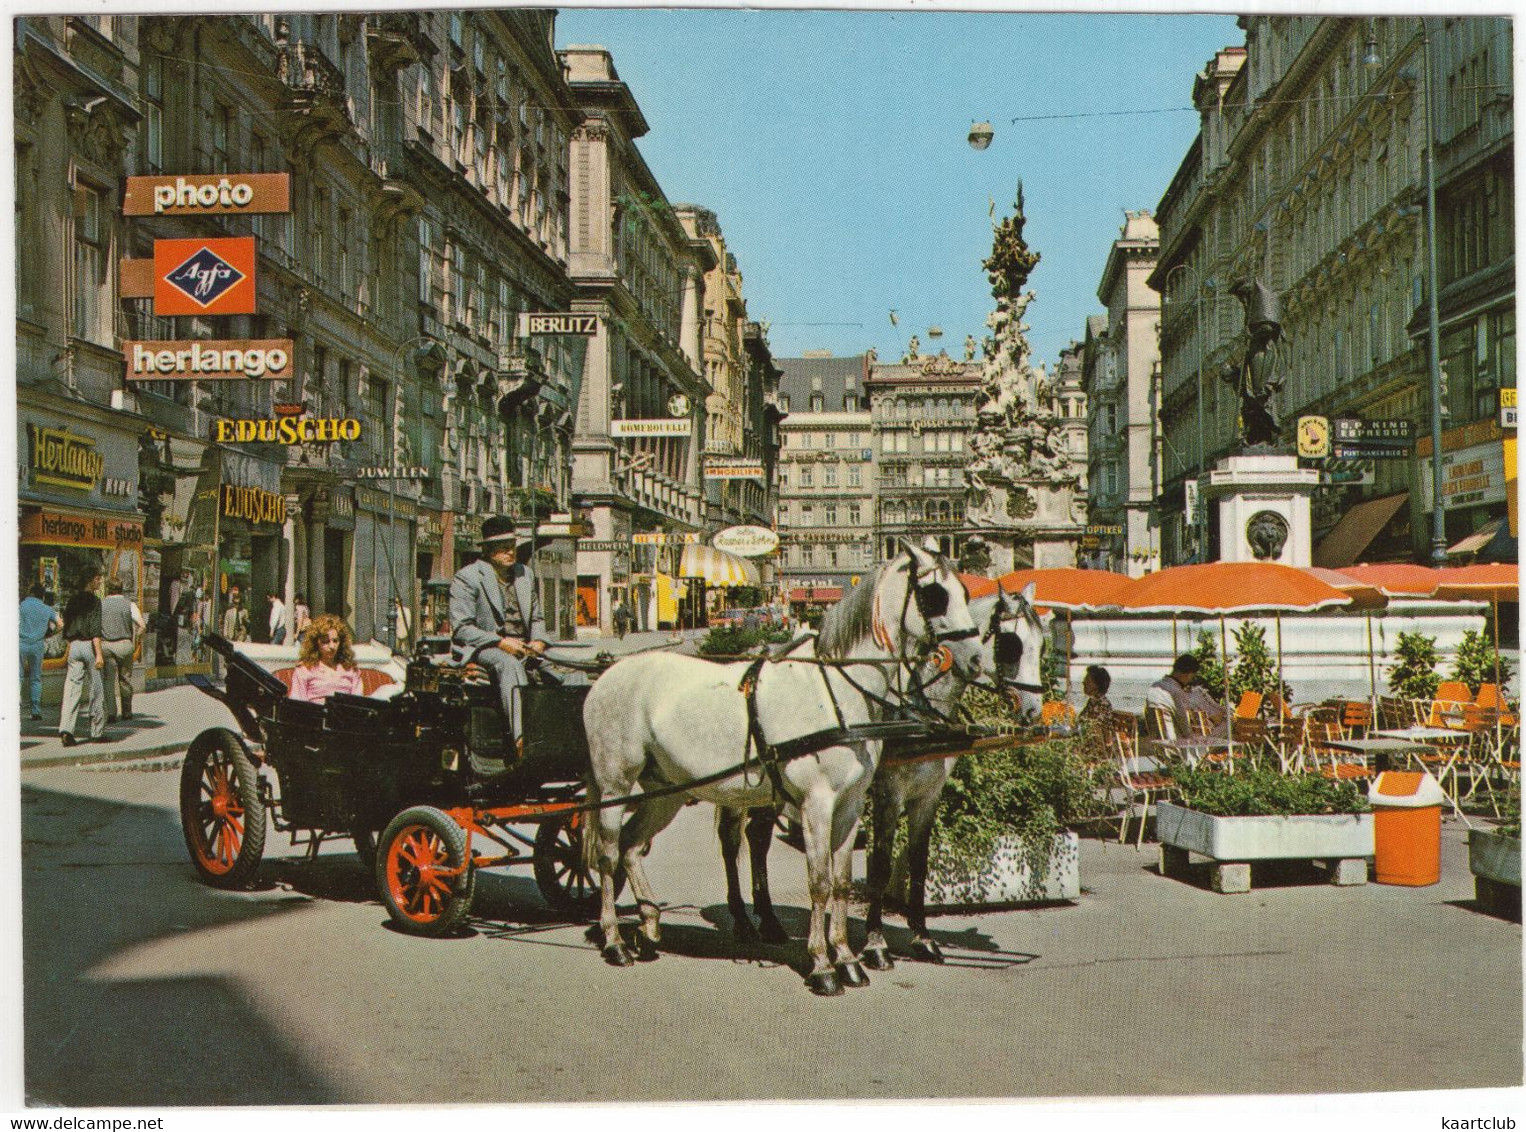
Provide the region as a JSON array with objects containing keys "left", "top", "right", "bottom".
[
  {"left": 1006, "top": 487, "right": 1037, "bottom": 520},
  {"left": 1246, "top": 510, "right": 1290, "bottom": 561}
]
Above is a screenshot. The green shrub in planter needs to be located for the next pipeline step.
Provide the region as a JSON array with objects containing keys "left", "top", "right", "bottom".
[
  {"left": 893, "top": 740, "right": 1109, "bottom": 902},
  {"left": 1172, "top": 767, "right": 1370, "bottom": 818},
  {"left": 1388, "top": 630, "right": 1441, "bottom": 701},
  {"left": 1450, "top": 628, "right": 1516, "bottom": 698},
  {"left": 697, "top": 625, "right": 794, "bottom": 656}
]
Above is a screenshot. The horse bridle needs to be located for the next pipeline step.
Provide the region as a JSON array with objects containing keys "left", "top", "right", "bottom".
[{"left": 974, "top": 592, "right": 1045, "bottom": 697}]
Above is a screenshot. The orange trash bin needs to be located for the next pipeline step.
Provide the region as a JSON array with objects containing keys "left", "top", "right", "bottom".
[{"left": 1367, "top": 771, "right": 1446, "bottom": 886}]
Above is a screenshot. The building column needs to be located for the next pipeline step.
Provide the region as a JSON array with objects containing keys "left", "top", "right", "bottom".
[
  {"left": 680, "top": 265, "right": 702, "bottom": 371},
  {"left": 283, "top": 493, "right": 300, "bottom": 642},
  {"left": 308, "top": 517, "right": 327, "bottom": 618}
]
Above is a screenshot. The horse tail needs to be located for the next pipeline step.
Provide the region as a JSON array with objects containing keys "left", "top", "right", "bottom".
[{"left": 581, "top": 782, "right": 603, "bottom": 877}]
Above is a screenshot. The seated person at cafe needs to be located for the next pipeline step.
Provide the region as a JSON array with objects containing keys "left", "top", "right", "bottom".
[
  {"left": 1145, "top": 654, "right": 1227, "bottom": 739},
  {"left": 288, "top": 614, "right": 364, "bottom": 704}
]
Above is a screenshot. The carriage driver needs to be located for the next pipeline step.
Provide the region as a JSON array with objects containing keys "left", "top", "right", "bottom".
[{"left": 449, "top": 516, "right": 548, "bottom": 752}]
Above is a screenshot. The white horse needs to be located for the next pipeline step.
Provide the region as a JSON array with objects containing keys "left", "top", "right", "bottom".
[
  {"left": 581, "top": 541, "right": 983, "bottom": 995},
  {"left": 860, "top": 580, "right": 1048, "bottom": 969},
  {"left": 718, "top": 582, "right": 1048, "bottom": 963}
]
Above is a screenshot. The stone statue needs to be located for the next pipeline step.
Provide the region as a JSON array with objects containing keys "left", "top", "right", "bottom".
[
  {"left": 964, "top": 334, "right": 977, "bottom": 362},
  {"left": 907, "top": 335, "right": 920, "bottom": 360},
  {"left": 865, "top": 345, "right": 877, "bottom": 364},
  {"left": 1246, "top": 510, "right": 1290, "bottom": 561},
  {"left": 1220, "top": 277, "right": 1288, "bottom": 448}
]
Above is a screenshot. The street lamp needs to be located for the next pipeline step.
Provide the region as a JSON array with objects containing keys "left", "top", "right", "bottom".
[
  {"left": 1367, "top": 17, "right": 1447, "bottom": 564},
  {"left": 382, "top": 334, "right": 442, "bottom": 652}
]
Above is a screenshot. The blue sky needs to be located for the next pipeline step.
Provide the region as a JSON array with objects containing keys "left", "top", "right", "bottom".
[{"left": 555, "top": 9, "right": 1245, "bottom": 369}]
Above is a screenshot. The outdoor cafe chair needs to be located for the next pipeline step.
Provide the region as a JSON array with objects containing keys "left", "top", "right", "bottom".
[
  {"left": 1476, "top": 684, "right": 1519, "bottom": 727},
  {"left": 1276, "top": 714, "right": 1307, "bottom": 774},
  {"left": 1304, "top": 716, "right": 1376, "bottom": 784},
  {"left": 1234, "top": 690, "right": 1263, "bottom": 720},
  {"left": 1435, "top": 681, "right": 1473, "bottom": 706},
  {"left": 1339, "top": 700, "right": 1373, "bottom": 739},
  {"left": 1112, "top": 727, "right": 1176, "bottom": 849}
]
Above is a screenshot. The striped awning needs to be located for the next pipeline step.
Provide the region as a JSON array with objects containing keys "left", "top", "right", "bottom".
[{"left": 679, "top": 544, "right": 760, "bottom": 587}]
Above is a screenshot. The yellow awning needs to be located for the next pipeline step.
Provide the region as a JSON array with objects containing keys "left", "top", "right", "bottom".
[{"left": 679, "top": 544, "right": 760, "bottom": 587}]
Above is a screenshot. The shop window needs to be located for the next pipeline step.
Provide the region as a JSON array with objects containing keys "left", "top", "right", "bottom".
[{"left": 142, "top": 56, "right": 163, "bottom": 172}]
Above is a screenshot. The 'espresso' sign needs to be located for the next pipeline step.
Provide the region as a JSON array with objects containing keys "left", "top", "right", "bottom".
[
  {"left": 28, "top": 425, "right": 104, "bottom": 491},
  {"left": 220, "top": 484, "right": 286, "bottom": 526},
  {"left": 123, "top": 174, "right": 291, "bottom": 216},
  {"left": 213, "top": 418, "right": 362, "bottom": 444},
  {"left": 125, "top": 340, "right": 293, "bottom": 380}
]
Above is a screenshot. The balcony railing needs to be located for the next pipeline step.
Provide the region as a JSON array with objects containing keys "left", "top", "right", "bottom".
[{"left": 278, "top": 41, "right": 348, "bottom": 107}]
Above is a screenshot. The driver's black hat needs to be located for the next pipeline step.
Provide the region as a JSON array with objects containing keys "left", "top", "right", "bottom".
[{"left": 481, "top": 515, "right": 530, "bottom": 546}]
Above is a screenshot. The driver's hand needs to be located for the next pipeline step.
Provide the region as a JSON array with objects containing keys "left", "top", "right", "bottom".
[
  {"left": 527, "top": 639, "right": 547, "bottom": 656},
  {"left": 498, "top": 637, "right": 527, "bottom": 657}
]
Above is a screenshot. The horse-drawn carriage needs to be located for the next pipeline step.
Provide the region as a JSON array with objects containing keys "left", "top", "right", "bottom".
[
  {"left": 178, "top": 543, "right": 1047, "bottom": 993},
  {"left": 179, "top": 632, "right": 603, "bottom": 935}
]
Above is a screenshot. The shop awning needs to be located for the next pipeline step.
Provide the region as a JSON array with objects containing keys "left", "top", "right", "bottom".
[
  {"left": 679, "top": 544, "right": 759, "bottom": 587},
  {"left": 1447, "top": 518, "right": 1504, "bottom": 558},
  {"left": 1312, "top": 492, "right": 1408, "bottom": 568},
  {"left": 790, "top": 587, "right": 843, "bottom": 603}
]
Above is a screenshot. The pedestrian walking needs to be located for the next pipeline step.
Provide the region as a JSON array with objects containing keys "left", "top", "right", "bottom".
[
  {"left": 267, "top": 592, "right": 287, "bottom": 645},
  {"left": 19, "top": 583, "right": 60, "bottom": 721},
  {"left": 613, "top": 597, "right": 631, "bottom": 639},
  {"left": 222, "top": 586, "right": 250, "bottom": 642},
  {"left": 58, "top": 568, "right": 106, "bottom": 746},
  {"left": 99, "top": 579, "right": 142, "bottom": 722}
]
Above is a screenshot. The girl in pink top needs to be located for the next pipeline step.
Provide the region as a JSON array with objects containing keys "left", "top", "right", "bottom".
[{"left": 289, "top": 613, "right": 364, "bottom": 703}]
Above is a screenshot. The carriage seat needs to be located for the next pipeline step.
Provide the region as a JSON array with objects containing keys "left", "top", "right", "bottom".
[{"left": 272, "top": 666, "right": 397, "bottom": 696}]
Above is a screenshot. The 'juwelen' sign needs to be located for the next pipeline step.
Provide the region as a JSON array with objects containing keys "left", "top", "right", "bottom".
[
  {"left": 213, "top": 418, "right": 361, "bottom": 444},
  {"left": 220, "top": 484, "right": 286, "bottom": 525},
  {"left": 125, "top": 340, "right": 293, "bottom": 380},
  {"left": 123, "top": 174, "right": 291, "bottom": 216},
  {"left": 28, "top": 425, "right": 104, "bottom": 491},
  {"left": 355, "top": 466, "right": 429, "bottom": 480}
]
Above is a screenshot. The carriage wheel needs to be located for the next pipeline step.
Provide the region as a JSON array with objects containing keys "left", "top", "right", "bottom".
[
  {"left": 179, "top": 728, "right": 267, "bottom": 889},
  {"left": 533, "top": 811, "right": 621, "bottom": 915},
  {"left": 377, "top": 806, "right": 476, "bottom": 936}
]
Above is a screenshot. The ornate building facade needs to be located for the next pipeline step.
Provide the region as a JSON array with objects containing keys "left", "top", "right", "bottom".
[
  {"left": 867, "top": 352, "right": 980, "bottom": 563},
  {"left": 1083, "top": 210, "right": 1162, "bottom": 575},
  {"left": 775, "top": 354, "right": 873, "bottom": 605},
  {"left": 562, "top": 45, "right": 712, "bottom": 633},
  {"left": 1151, "top": 18, "right": 1513, "bottom": 566}
]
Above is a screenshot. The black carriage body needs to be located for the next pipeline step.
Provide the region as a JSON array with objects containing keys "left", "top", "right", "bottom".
[{"left": 199, "top": 634, "right": 591, "bottom": 838}]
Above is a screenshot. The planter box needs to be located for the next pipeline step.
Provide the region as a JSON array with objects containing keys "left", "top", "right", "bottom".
[
  {"left": 890, "top": 831, "right": 1080, "bottom": 908},
  {"left": 1468, "top": 829, "right": 1522, "bottom": 918},
  {"left": 1155, "top": 801, "right": 1374, "bottom": 894}
]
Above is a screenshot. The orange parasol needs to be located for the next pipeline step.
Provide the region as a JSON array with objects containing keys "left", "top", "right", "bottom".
[
  {"left": 1304, "top": 568, "right": 1393, "bottom": 701},
  {"left": 1114, "top": 562, "right": 1354, "bottom": 615},
  {"left": 992, "top": 567, "right": 1132, "bottom": 611},
  {"left": 1338, "top": 563, "right": 1447, "bottom": 596},
  {"left": 1117, "top": 563, "right": 1356, "bottom": 722},
  {"left": 1430, "top": 564, "right": 1519, "bottom": 696},
  {"left": 959, "top": 573, "right": 999, "bottom": 600}
]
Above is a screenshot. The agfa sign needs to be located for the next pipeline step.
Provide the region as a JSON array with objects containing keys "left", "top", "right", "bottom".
[{"left": 153, "top": 237, "right": 257, "bottom": 315}]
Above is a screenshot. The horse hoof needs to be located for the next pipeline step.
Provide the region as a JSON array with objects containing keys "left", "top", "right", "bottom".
[
  {"left": 759, "top": 920, "right": 791, "bottom": 945},
  {"left": 731, "top": 916, "right": 762, "bottom": 944},
  {"left": 836, "top": 960, "right": 870, "bottom": 989},
  {"left": 805, "top": 970, "right": 843, "bottom": 997},
  {"left": 602, "top": 944, "right": 634, "bottom": 967},
  {"left": 633, "top": 934, "right": 660, "bottom": 962},
  {"left": 860, "top": 946, "right": 895, "bottom": 972},
  {"left": 909, "top": 938, "right": 945, "bottom": 964}
]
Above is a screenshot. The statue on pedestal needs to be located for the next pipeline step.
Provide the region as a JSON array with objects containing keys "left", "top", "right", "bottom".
[{"left": 1221, "top": 277, "right": 1288, "bottom": 448}]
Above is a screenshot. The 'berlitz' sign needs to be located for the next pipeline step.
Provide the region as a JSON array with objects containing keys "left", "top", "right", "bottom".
[{"left": 516, "top": 313, "right": 599, "bottom": 336}]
